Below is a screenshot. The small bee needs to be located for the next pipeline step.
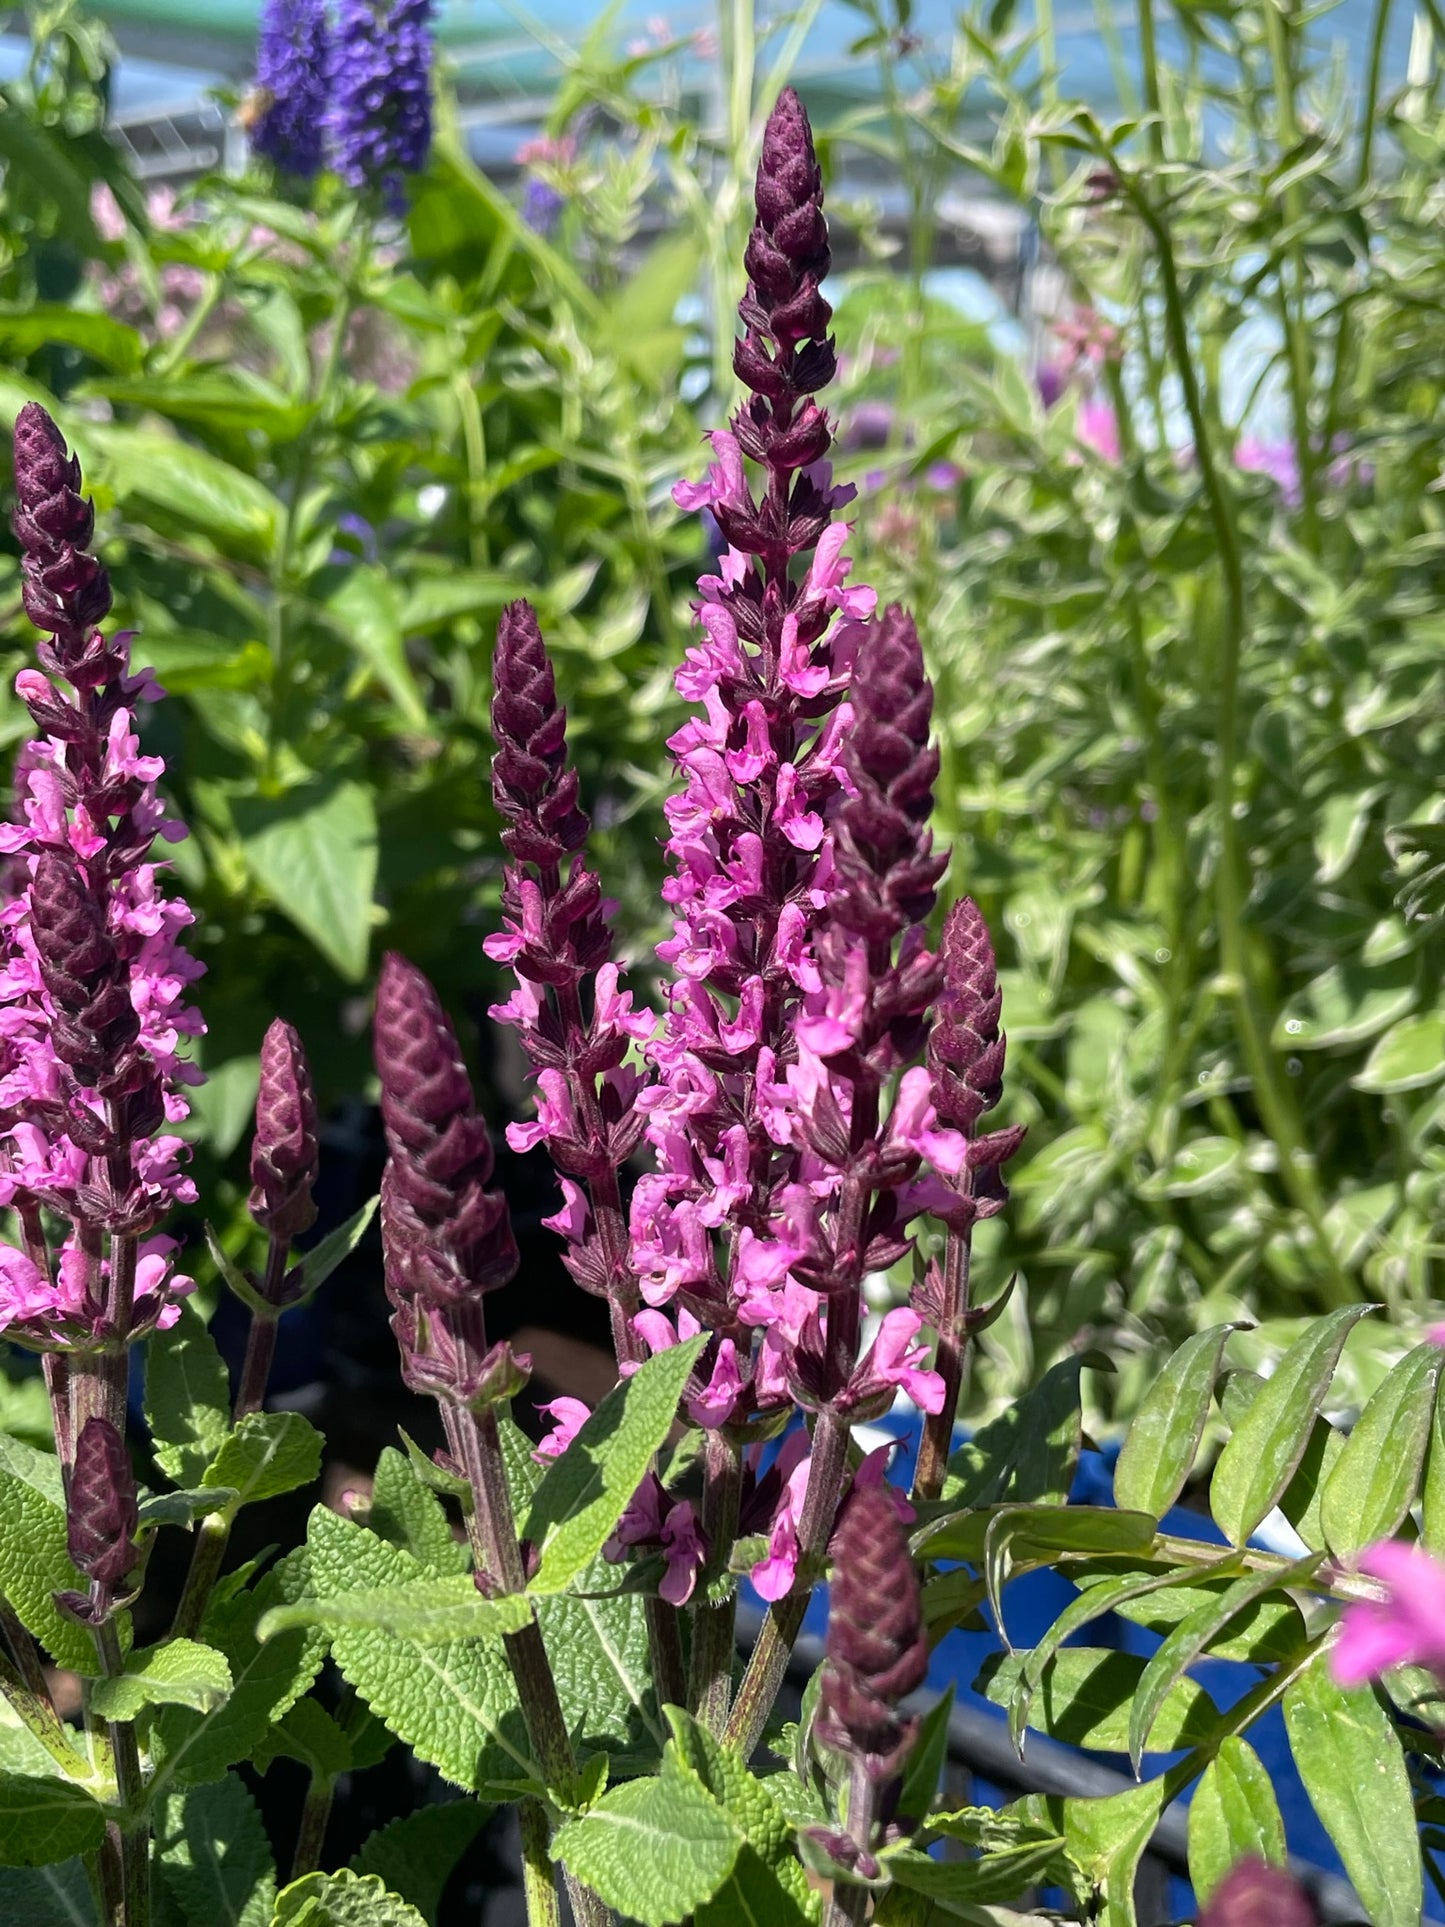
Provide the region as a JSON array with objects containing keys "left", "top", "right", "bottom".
[{"left": 236, "top": 87, "right": 274, "bottom": 136}]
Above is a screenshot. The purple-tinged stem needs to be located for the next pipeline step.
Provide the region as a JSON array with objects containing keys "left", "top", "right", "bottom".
[
  {"left": 912, "top": 1205, "right": 973, "bottom": 1504},
  {"left": 688, "top": 1430, "right": 743, "bottom": 1732}
]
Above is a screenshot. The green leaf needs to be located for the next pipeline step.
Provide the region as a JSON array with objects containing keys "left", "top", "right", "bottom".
[
  {"left": 662, "top": 1708, "right": 811, "bottom": 1914},
  {"left": 1071, "top": 1571, "right": 1304, "bottom": 1664},
  {"left": 202, "top": 1412, "right": 323, "bottom": 1518},
  {"left": 1188, "top": 1738, "right": 1286, "bottom": 1906},
  {"left": 524, "top": 1336, "right": 705, "bottom": 1595},
  {"left": 980, "top": 1648, "right": 1219, "bottom": 1754},
  {"left": 137, "top": 1486, "right": 235, "bottom": 1531},
  {"left": 1272, "top": 960, "right": 1416, "bottom": 1052},
  {"left": 1423, "top": 1371, "right": 1445, "bottom": 1556},
  {"left": 549, "top": 1748, "right": 740, "bottom": 1927},
  {"left": 325, "top": 570, "right": 428, "bottom": 729},
  {"left": 233, "top": 781, "right": 378, "bottom": 982},
  {"left": 0, "top": 308, "right": 143, "bottom": 372},
  {"left": 249, "top": 1698, "right": 354, "bottom": 1781},
  {"left": 91, "top": 429, "right": 281, "bottom": 560},
  {"left": 1138, "top": 1135, "right": 1242, "bottom": 1199},
  {"left": 1321, "top": 1342, "right": 1441, "bottom": 1558},
  {"left": 289, "top": 1200, "right": 378, "bottom": 1304},
  {"left": 1209, "top": 1307, "right": 1375, "bottom": 1545},
  {"left": 154, "top": 1773, "right": 277, "bottom": 1927},
  {"left": 349, "top": 1805, "right": 486, "bottom": 1927},
  {"left": 304, "top": 1509, "right": 527, "bottom": 1792},
  {"left": 89, "top": 1639, "right": 232, "bottom": 1722},
  {"left": 151, "top": 1552, "right": 326, "bottom": 1792},
  {"left": 1114, "top": 1325, "right": 1236, "bottom": 1519},
  {"left": 939, "top": 1355, "right": 1101, "bottom": 1509},
  {"left": 0, "top": 1775, "right": 105, "bottom": 1867},
  {"left": 1284, "top": 1662, "right": 1421, "bottom": 1927},
  {"left": 0, "top": 1433, "right": 101, "bottom": 1672},
  {"left": 1353, "top": 1013, "right": 1445, "bottom": 1093},
  {"left": 0, "top": 1860, "right": 99, "bottom": 1925},
  {"left": 145, "top": 1308, "right": 233, "bottom": 1490},
  {"left": 369, "top": 1447, "right": 467, "bottom": 1575},
  {"left": 883, "top": 1839, "right": 1066, "bottom": 1908},
  {"left": 1127, "top": 1560, "right": 1320, "bottom": 1771},
  {"left": 260, "top": 1577, "right": 531, "bottom": 1645},
  {"left": 898, "top": 1688, "right": 954, "bottom": 1823},
  {"left": 271, "top": 1869, "right": 428, "bottom": 1927}
]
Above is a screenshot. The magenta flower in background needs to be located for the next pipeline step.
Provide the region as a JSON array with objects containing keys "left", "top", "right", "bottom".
[
  {"left": 1198, "top": 1860, "right": 1317, "bottom": 1927},
  {"left": 533, "top": 1395, "right": 591, "bottom": 1462},
  {"left": 1331, "top": 1540, "right": 1445, "bottom": 1686}
]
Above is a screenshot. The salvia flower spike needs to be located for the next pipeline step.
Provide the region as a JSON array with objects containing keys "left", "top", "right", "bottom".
[
  {"left": 373, "top": 950, "right": 523, "bottom": 1404},
  {"left": 249, "top": 1017, "right": 320, "bottom": 1248},
  {"left": 252, "top": 0, "right": 331, "bottom": 179},
  {"left": 0, "top": 405, "right": 203, "bottom": 1350},
  {"left": 329, "top": 0, "right": 437, "bottom": 213},
  {"left": 63, "top": 1414, "right": 138, "bottom": 1616},
  {"left": 486, "top": 599, "right": 652, "bottom": 1362}
]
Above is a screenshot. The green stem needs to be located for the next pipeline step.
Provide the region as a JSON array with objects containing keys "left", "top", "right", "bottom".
[
  {"left": 1262, "top": 0, "right": 1322, "bottom": 552},
  {"left": 452, "top": 360, "right": 491, "bottom": 570},
  {"left": 1320, "top": 0, "right": 1392, "bottom": 459},
  {"left": 519, "top": 1797, "right": 561, "bottom": 1927},
  {"left": 290, "top": 1772, "right": 334, "bottom": 1879},
  {"left": 723, "top": 1408, "right": 852, "bottom": 1760},
  {"left": 1136, "top": 0, "right": 1164, "bottom": 161},
  {"left": 95, "top": 1618, "right": 148, "bottom": 1927},
  {"left": 912, "top": 1215, "right": 973, "bottom": 1505},
  {"left": 171, "top": 1514, "right": 228, "bottom": 1642},
  {"left": 689, "top": 1430, "right": 744, "bottom": 1733},
  {"left": 1126, "top": 165, "right": 1353, "bottom": 1307}
]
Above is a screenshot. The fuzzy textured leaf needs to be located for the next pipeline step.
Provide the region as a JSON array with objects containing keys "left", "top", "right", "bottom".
[
  {"left": 0, "top": 1433, "right": 104, "bottom": 1672},
  {"left": 349, "top": 1805, "right": 487, "bottom": 1927},
  {"left": 549, "top": 1747, "right": 740, "bottom": 1927},
  {"left": 154, "top": 1773, "right": 277, "bottom": 1927},
  {"left": 261, "top": 1578, "right": 531, "bottom": 1645},
  {"left": 0, "top": 1860, "right": 98, "bottom": 1925},
  {"left": 144, "top": 1309, "right": 233, "bottom": 1489},
  {"left": 271, "top": 1869, "right": 428, "bottom": 1927},
  {"left": 89, "top": 1639, "right": 232, "bottom": 1722},
  {"left": 368, "top": 1448, "right": 467, "bottom": 1575},
  {"left": 202, "top": 1412, "right": 323, "bottom": 1517},
  {"left": 0, "top": 1775, "right": 105, "bottom": 1867},
  {"left": 524, "top": 1336, "right": 705, "bottom": 1595}
]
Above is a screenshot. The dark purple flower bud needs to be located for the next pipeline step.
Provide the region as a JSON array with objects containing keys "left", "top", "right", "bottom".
[
  {"left": 329, "top": 0, "right": 436, "bottom": 213},
  {"left": 490, "top": 600, "right": 591, "bottom": 870},
  {"left": 817, "top": 1479, "right": 927, "bottom": 1783},
  {"left": 28, "top": 852, "right": 146, "bottom": 1098},
  {"left": 252, "top": 0, "right": 331, "bottom": 179},
  {"left": 832, "top": 606, "right": 946, "bottom": 947},
  {"left": 66, "top": 1416, "right": 138, "bottom": 1593},
  {"left": 1199, "top": 1861, "right": 1317, "bottom": 1927},
  {"left": 929, "top": 898, "right": 1005, "bottom": 1131},
  {"left": 12, "top": 403, "right": 112, "bottom": 649},
  {"left": 248, "top": 1018, "right": 319, "bottom": 1244},
  {"left": 374, "top": 951, "right": 518, "bottom": 1311}
]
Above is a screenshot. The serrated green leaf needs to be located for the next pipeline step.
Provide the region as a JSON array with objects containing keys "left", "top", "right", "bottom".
[
  {"left": 151, "top": 1551, "right": 326, "bottom": 1792},
  {"left": 304, "top": 1509, "right": 527, "bottom": 1792},
  {"left": 0, "top": 1859, "right": 98, "bottom": 1924},
  {"left": 202, "top": 1412, "right": 323, "bottom": 1517},
  {"left": 1210, "top": 1307, "right": 1375, "bottom": 1545},
  {"left": 1114, "top": 1325, "right": 1235, "bottom": 1519},
  {"left": 550, "top": 1747, "right": 740, "bottom": 1926},
  {"left": 1128, "top": 1559, "right": 1321, "bottom": 1771},
  {"left": 349, "top": 1804, "right": 486, "bottom": 1927},
  {"left": 137, "top": 1486, "right": 235, "bottom": 1530},
  {"left": 369, "top": 1447, "right": 467, "bottom": 1575},
  {"left": 145, "top": 1310, "right": 233, "bottom": 1490},
  {"left": 90, "top": 1639, "right": 232, "bottom": 1722},
  {"left": 154, "top": 1773, "right": 277, "bottom": 1927},
  {"left": 234, "top": 782, "right": 378, "bottom": 983},
  {"left": 662, "top": 1707, "right": 811, "bottom": 1911},
  {"left": 1284, "top": 1662, "right": 1421, "bottom": 1927},
  {"left": 0, "top": 1775, "right": 105, "bottom": 1867},
  {"left": 272, "top": 1869, "right": 428, "bottom": 1926},
  {"left": 1320, "top": 1343, "right": 1440, "bottom": 1558},
  {"left": 0, "top": 1433, "right": 105, "bottom": 1672},
  {"left": 1188, "top": 1739, "right": 1285, "bottom": 1906},
  {"left": 980, "top": 1648, "right": 1219, "bottom": 1754},
  {"left": 524, "top": 1337, "right": 704, "bottom": 1595},
  {"left": 260, "top": 1578, "right": 531, "bottom": 1645},
  {"left": 244, "top": 1697, "right": 352, "bottom": 1781}
]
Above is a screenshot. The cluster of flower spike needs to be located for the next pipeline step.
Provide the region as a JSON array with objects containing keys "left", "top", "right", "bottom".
[
  {"left": 0, "top": 405, "right": 204, "bottom": 1347},
  {"left": 251, "top": 0, "right": 436, "bottom": 209}
]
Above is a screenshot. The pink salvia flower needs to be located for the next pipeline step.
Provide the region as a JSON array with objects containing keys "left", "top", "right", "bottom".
[
  {"left": 533, "top": 1396, "right": 591, "bottom": 1463},
  {"left": 1331, "top": 1540, "right": 1445, "bottom": 1686}
]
